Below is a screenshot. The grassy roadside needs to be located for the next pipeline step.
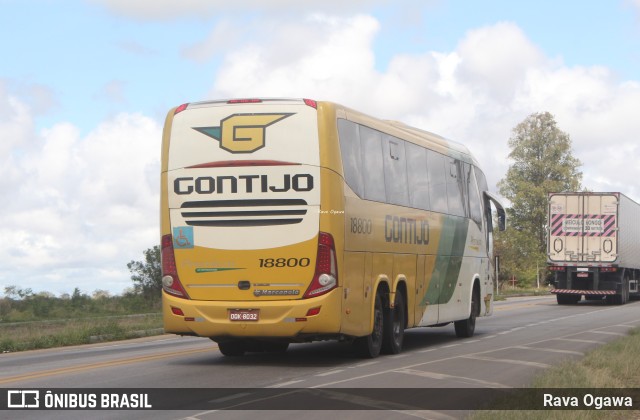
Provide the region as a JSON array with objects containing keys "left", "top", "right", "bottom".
[
  {"left": 471, "top": 327, "right": 640, "bottom": 419},
  {"left": 494, "top": 286, "right": 553, "bottom": 301},
  {"left": 0, "top": 313, "right": 163, "bottom": 352}
]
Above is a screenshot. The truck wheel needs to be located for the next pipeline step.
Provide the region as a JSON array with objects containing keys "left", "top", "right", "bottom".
[
  {"left": 354, "top": 293, "right": 384, "bottom": 358},
  {"left": 454, "top": 286, "right": 478, "bottom": 338},
  {"left": 382, "top": 292, "right": 405, "bottom": 354},
  {"left": 622, "top": 275, "right": 630, "bottom": 304}
]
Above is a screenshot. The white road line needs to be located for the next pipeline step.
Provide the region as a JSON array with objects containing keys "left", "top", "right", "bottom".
[
  {"left": 549, "top": 338, "right": 606, "bottom": 344},
  {"left": 460, "top": 355, "right": 551, "bottom": 368},
  {"left": 268, "top": 380, "right": 305, "bottom": 388},
  {"left": 590, "top": 330, "right": 627, "bottom": 336},
  {"left": 307, "top": 305, "right": 636, "bottom": 389},
  {"left": 514, "top": 346, "right": 584, "bottom": 356},
  {"left": 315, "top": 369, "right": 345, "bottom": 377},
  {"left": 393, "top": 368, "right": 509, "bottom": 388},
  {"left": 351, "top": 361, "right": 380, "bottom": 368}
]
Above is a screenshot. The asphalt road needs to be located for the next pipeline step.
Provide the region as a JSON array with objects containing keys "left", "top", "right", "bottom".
[{"left": 2, "top": 295, "right": 639, "bottom": 420}]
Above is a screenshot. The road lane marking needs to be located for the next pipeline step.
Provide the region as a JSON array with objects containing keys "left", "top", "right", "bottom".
[
  {"left": 0, "top": 347, "right": 212, "bottom": 385},
  {"left": 308, "top": 316, "right": 636, "bottom": 388},
  {"left": 393, "top": 368, "right": 509, "bottom": 388},
  {"left": 459, "top": 355, "right": 551, "bottom": 368},
  {"left": 315, "top": 369, "right": 345, "bottom": 377},
  {"left": 351, "top": 361, "right": 380, "bottom": 368},
  {"left": 268, "top": 380, "right": 305, "bottom": 388},
  {"left": 589, "top": 330, "right": 627, "bottom": 336},
  {"left": 552, "top": 338, "right": 606, "bottom": 344},
  {"left": 514, "top": 346, "right": 584, "bottom": 356}
]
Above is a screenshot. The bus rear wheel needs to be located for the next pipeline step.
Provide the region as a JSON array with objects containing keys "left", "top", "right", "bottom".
[
  {"left": 354, "top": 293, "right": 384, "bottom": 358},
  {"left": 382, "top": 292, "right": 405, "bottom": 354},
  {"left": 217, "top": 340, "right": 246, "bottom": 356}
]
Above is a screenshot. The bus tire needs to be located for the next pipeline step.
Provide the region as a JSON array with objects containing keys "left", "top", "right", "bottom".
[
  {"left": 454, "top": 286, "right": 478, "bottom": 338},
  {"left": 354, "top": 293, "right": 384, "bottom": 358},
  {"left": 217, "top": 340, "right": 246, "bottom": 356},
  {"left": 382, "top": 292, "right": 405, "bottom": 354},
  {"left": 261, "top": 342, "right": 289, "bottom": 353}
]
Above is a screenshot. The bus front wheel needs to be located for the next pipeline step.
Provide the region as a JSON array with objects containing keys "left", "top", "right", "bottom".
[{"left": 454, "top": 287, "right": 478, "bottom": 338}]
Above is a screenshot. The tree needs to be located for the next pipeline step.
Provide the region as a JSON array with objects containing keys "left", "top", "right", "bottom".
[
  {"left": 497, "top": 112, "right": 583, "bottom": 285},
  {"left": 127, "top": 246, "right": 162, "bottom": 299}
]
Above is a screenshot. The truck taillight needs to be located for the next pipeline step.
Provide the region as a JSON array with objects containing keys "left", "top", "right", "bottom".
[
  {"left": 549, "top": 266, "right": 565, "bottom": 271},
  {"left": 601, "top": 267, "right": 618, "bottom": 272},
  {"left": 303, "top": 232, "right": 338, "bottom": 298},
  {"left": 161, "top": 234, "right": 190, "bottom": 299}
]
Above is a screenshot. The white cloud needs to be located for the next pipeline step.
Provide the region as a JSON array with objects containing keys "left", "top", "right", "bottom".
[
  {"left": 208, "top": 17, "right": 640, "bottom": 202},
  {"left": 211, "top": 14, "right": 380, "bottom": 102},
  {"left": 0, "top": 100, "right": 161, "bottom": 295},
  {"left": 90, "top": 0, "right": 395, "bottom": 20},
  {"left": 0, "top": 82, "right": 35, "bottom": 157}
]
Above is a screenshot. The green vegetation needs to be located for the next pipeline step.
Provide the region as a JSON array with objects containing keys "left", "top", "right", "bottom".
[
  {"left": 495, "top": 112, "right": 583, "bottom": 288},
  {"left": 0, "top": 314, "right": 162, "bottom": 352},
  {"left": 0, "top": 285, "right": 163, "bottom": 352},
  {"left": 472, "top": 328, "right": 640, "bottom": 419},
  {"left": 0, "top": 246, "right": 164, "bottom": 352},
  {"left": 127, "top": 245, "right": 162, "bottom": 300}
]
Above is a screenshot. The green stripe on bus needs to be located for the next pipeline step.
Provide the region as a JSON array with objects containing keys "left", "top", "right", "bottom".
[{"left": 421, "top": 216, "right": 469, "bottom": 306}]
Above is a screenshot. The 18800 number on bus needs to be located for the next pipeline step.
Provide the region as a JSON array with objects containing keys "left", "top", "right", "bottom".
[
  {"left": 259, "top": 258, "right": 311, "bottom": 268},
  {"left": 351, "top": 218, "right": 372, "bottom": 234}
]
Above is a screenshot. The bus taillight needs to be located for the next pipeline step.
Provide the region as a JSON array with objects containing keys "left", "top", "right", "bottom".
[
  {"left": 161, "top": 234, "right": 190, "bottom": 299},
  {"left": 174, "top": 103, "right": 189, "bottom": 115},
  {"left": 303, "top": 232, "right": 338, "bottom": 298}
]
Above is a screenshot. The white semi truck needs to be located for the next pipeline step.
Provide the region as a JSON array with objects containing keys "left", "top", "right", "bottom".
[{"left": 547, "top": 192, "right": 640, "bottom": 305}]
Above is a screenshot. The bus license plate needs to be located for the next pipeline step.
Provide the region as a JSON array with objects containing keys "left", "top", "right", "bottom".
[{"left": 229, "top": 309, "right": 259, "bottom": 322}]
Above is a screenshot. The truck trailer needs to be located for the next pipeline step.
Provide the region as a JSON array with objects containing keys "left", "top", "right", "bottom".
[{"left": 547, "top": 192, "right": 640, "bottom": 305}]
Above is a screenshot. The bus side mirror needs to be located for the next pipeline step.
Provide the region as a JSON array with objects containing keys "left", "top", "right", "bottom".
[
  {"left": 496, "top": 207, "right": 506, "bottom": 231},
  {"left": 484, "top": 191, "right": 507, "bottom": 232}
]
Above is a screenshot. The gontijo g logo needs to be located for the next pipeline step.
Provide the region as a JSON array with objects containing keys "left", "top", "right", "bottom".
[{"left": 193, "top": 113, "right": 293, "bottom": 154}]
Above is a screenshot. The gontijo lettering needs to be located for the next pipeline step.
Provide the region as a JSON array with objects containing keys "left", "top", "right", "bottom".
[
  {"left": 384, "top": 215, "right": 429, "bottom": 245},
  {"left": 174, "top": 174, "right": 314, "bottom": 195}
]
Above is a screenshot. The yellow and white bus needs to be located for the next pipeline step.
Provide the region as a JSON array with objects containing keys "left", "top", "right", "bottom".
[{"left": 161, "top": 98, "right": 505, "bottom": 357}]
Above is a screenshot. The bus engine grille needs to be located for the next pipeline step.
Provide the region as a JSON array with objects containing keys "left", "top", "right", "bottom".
[{"left": 180, "top": 199, "right": 308, "bottom": 227}]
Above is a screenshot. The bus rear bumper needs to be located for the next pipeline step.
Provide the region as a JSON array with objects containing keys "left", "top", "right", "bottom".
[{"left": 162, "top": 289, "right": 343, "bottom": 339}]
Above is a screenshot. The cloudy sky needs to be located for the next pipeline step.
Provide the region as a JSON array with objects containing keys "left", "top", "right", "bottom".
[{"left": 1, "top": 0, "right": 640, "bottom": 296}]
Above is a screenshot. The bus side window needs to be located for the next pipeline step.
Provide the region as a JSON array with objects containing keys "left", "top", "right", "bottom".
[
  {"left": 427, "top": 151, "right": 448, "bottom": 214},
  {"left": 382, "top": 135, "right": 409, "bottom": 207},
  {"left": 359, "top": 126, "right": 386, "bottom": 203},
  {"left": 405, "top": 141, "right": 430, "bottom": 211},
  {"left": 468, "top": 167, "right": 483, "bottom": 228},
  {"left": 337, "top": 119, "right": 364, "bottom": 198},
  {"left": 446, "top": 158, "right": 466, "bottom": 217}
]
